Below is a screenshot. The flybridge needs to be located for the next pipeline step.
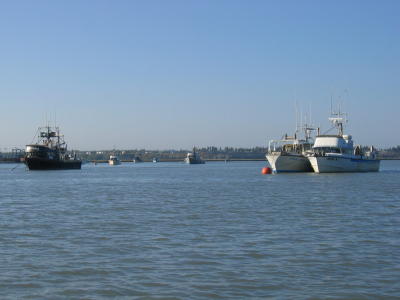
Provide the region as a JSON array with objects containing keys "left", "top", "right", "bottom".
[
  {"left": 33, "top": 126, "right": 66, "bottom": 149},
  {"left": 40, "top": 131, "right": 57, "bottom": 138},
  {"left": 39, "top": 126, "right": 61, "bottom": 139},
  {"left": 326, "top": 106, "right": 348, "bottom": 136}
]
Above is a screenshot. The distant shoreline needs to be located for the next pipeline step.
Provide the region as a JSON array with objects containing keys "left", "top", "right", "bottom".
[
  {"left": 2, "top": 158, "right": 399, "bottom": 164},
  {"left": 2, "top": 145, "right": 400, "bottom": 163},
  {"left": 90, "top": 158, "right": 267, "bottom": 163}
]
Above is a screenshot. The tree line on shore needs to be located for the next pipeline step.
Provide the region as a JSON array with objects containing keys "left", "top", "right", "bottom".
[
  {"left": 76, "top": 147, "right": 269, "bottom": 161},
  {"left": 378, "top": 146, "right": 400, "bottom": 159},
  {"left": 1, "top": 146, "right": 400, "bottom": 162}
]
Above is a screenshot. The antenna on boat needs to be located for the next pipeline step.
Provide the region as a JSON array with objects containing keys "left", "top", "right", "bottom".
[
  {"left": 328, "top": 101, "right": 348, "bottom": 136},
  {"left": 300, "top": 107, "right": 303, "bottom": 135},
  {"left": 30, "top": 127, "right": 40, "bottom": 144},
  {"left": 295, "top": 100, "right": 298, "bottom": 133},
  {"left": 294, "top": 88, "right": 300, "bottom": 134}
]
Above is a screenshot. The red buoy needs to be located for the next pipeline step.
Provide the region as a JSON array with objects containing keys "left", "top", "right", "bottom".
[{"left": 261, "top": 167, "right": 272, "bottom": 174}]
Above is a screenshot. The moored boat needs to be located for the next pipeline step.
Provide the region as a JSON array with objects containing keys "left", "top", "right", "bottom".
[
  {"left": 184, "top": 147, "right": 205, "bottom": 164},
  {"left": 133, "top": 156, "right": 142, "bottom": 163},
  {"left": 306, "top": 112, "right": 380, "bottom": 173},
  {"left": 25, "top": 126, "right": 81, "bottom": 170},
  {"left": 109, "top": 155, "right": 121, "bottom": 165},
  {"left": 266, "top": 124, "right": 315, "bottom": 173}
]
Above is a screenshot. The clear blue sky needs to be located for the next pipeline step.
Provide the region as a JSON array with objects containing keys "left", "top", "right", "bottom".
[{"left": 0, "top": 0, "right": 399, "bottom": 150}]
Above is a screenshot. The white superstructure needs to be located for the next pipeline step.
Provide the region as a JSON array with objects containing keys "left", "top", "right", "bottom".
[{"left": 307, "top": 111, "right": 380, "bottom": 173}]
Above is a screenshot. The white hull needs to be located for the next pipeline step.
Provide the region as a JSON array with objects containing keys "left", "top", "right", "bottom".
[
  {"left": 266, "top": 153, "right": 312, "bottom": 173},
  {"left": 308, "top": 156, "right": 380, "bottom": 173},
  {"left": 109, "top": 160, "right": 121, "bottom": 165}
]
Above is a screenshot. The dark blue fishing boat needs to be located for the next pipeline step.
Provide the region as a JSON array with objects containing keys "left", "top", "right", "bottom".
[{"left": 25, "top": 126, "right": 81, "bottom": 170}]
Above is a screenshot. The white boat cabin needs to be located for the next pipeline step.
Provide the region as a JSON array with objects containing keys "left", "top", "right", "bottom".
[{"left": 312, "top": 134, "right": 354, "bottom": 155}]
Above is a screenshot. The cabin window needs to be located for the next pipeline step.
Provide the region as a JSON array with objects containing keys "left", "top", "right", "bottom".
[{"left": 314, "top": 147, "right": 341, "bottom": 154}]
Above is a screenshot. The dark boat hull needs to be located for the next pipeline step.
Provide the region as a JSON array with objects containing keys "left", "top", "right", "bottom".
[
  {"left": 185, "top": 157, "right": 205, "bottom": 164},
  {"left": 25, "top": 157, "right": 82, "bottom": 170}
]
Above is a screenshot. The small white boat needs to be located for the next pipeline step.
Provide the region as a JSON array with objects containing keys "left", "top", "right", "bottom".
[
  {"left": 266, "top": 124, "right": 314, "bottom": 173},
  {"left": 307, "top": 112, "right": 380, "bottom": 173},
  {"left": 153, "top": 157, "right": 159, "bottom": 163},
  {"left": 109, "top": 155, "right": 121, "bottom": 166}
]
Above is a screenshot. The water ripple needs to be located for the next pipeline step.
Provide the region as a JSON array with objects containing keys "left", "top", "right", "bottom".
[{"left": 0, "top": 161, "right": 399, "bottom": 299}]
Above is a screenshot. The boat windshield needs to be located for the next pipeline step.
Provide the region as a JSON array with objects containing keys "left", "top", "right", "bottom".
[
  {"left": 313, "top": 147, "right": 341, "bottom": 154},
  {"left": 314, "top": 147, "right": 355, "bottom": 155},
  {"left": 26, "top": 146, "right": 41, "bottom": 153},
  {"left": 271, "top": 142, "right": 312, "bottom": 153},
  {"left": 25, "top": 146, "right": 53, "bottom": 158}
]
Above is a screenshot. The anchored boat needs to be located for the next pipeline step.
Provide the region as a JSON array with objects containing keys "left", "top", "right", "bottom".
[
  {"left": 184, "top": 147, "right": 205, "bottom": 164},
  {"left": 133, "top": 156, "right": 142, "bottom": 163},
  {"left": 108, "top": 155, "right": 121, "bottom": 165},
  {"left": 307, "top": 112, "right": 380, "bottom": 173},
  {"left": 25, "top": 126, "right": 81, "bottom": 170},
  {"left": 266, "top": 124, "right": 315, "bottom": 173}
]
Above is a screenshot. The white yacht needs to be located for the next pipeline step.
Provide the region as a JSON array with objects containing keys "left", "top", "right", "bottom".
[
  {"left": 307, "top": 112, "right": 380, "bottom": 173},
  {"left": 266, "top": 124, "right": 315, "bottom": 173},
  {"left": 108, "top": 155, "right": 121, "bottom": 166}
]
